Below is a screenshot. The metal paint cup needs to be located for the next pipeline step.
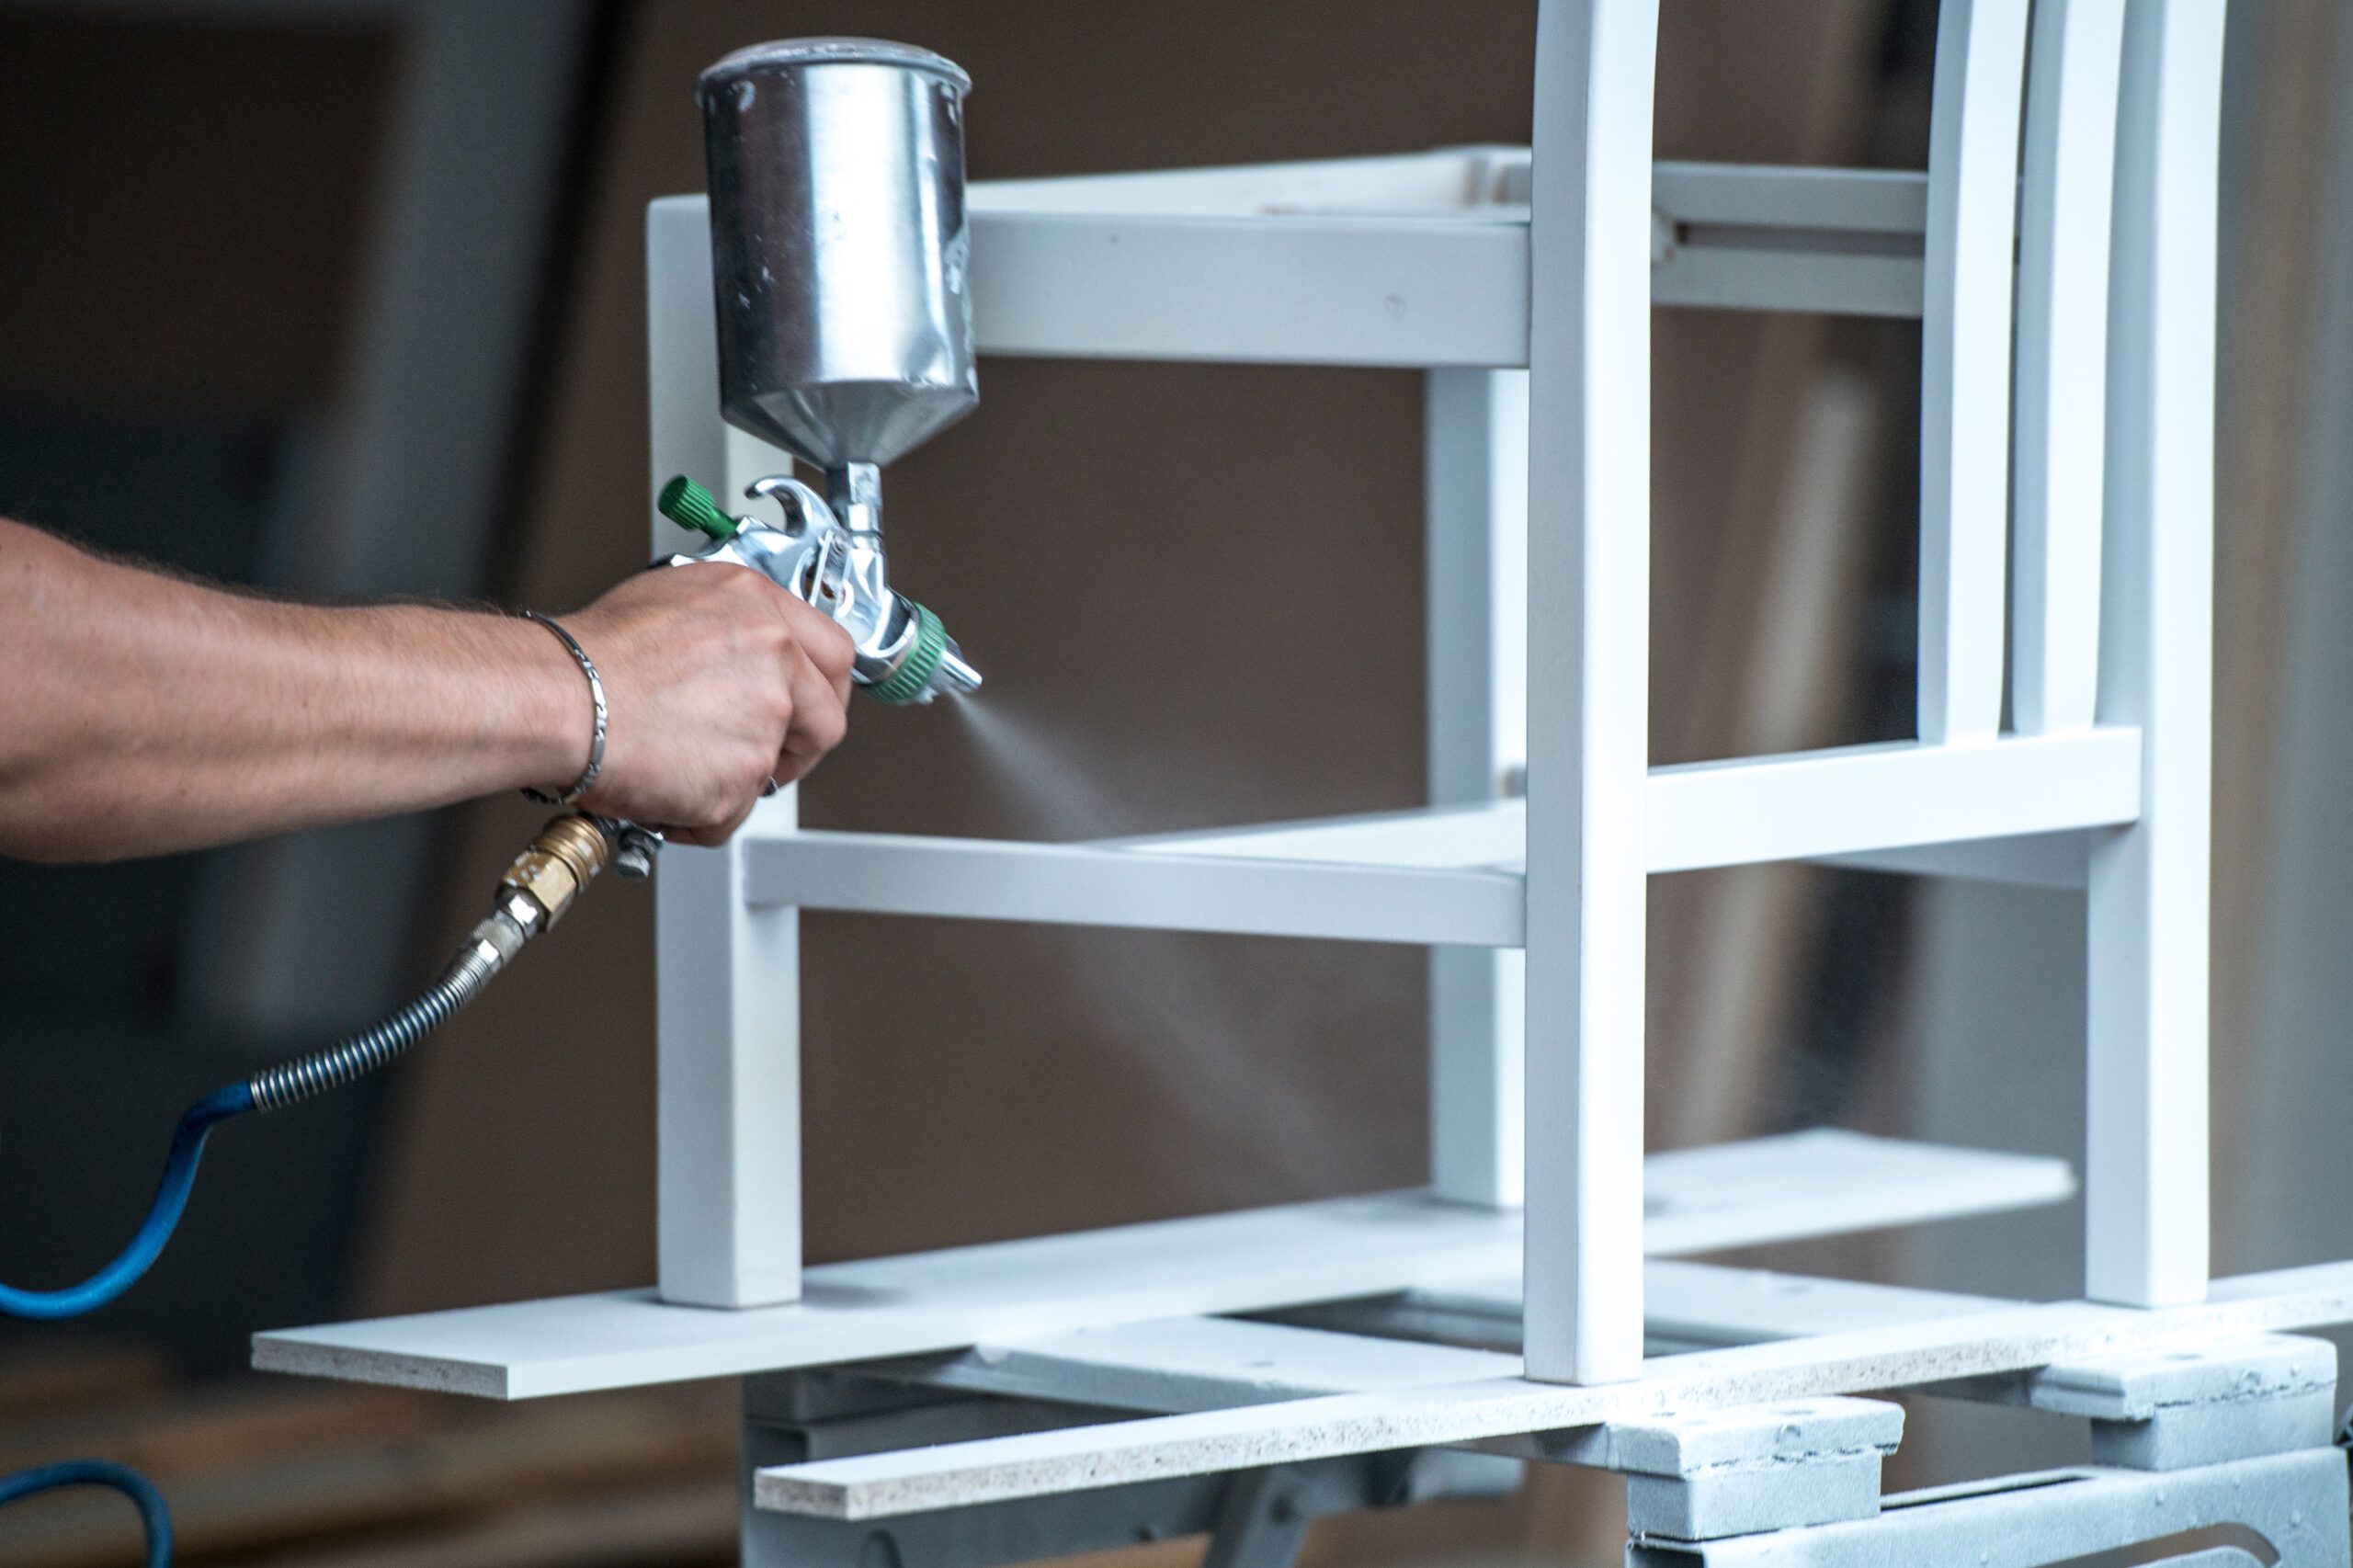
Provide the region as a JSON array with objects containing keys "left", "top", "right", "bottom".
[{"left": 697, "top": 38, "right": 978, "bottom": 472}]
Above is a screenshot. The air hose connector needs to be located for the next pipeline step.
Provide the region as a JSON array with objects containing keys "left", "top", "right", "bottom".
[
  {"left": 501, "top": 811, "right": 615, "bottom": 931},
  {"left": 248, "top": 813, "right": 613, "bottom": 1113}
]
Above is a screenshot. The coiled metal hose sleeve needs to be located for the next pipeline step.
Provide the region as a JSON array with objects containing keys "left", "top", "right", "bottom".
[{"left": 246, "top": 916, "right": 517, "bottom": 1112}]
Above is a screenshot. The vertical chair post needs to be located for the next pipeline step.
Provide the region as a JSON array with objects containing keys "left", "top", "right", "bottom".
[
  {"left": 649, "top": 199, "right": 806, "bottom": 1308},
  {"left": 1521, "top": 0, "right": 1658, "bottom": 1386},
  {"left": 2084, "top": 0, "right": 2224, "bottom": 1311},
  {"left": 1917, "top": 0, "right": 2033, "bottom": 744},
  {"left": 1427, "top": 368, "right": 1529, "bottom": 1210}
]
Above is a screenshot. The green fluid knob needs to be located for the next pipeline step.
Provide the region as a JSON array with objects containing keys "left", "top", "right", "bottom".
[
  {"left": 866, "top": 601, "right": 949, "bottom": 705},
  {"left": 658, "top": 474, "right": 738, "bottom": 540}
]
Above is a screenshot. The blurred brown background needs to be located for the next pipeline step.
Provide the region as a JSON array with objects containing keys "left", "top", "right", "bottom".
[{"left": 0, "top": 0, "right": 2345, "bottom": 1562}]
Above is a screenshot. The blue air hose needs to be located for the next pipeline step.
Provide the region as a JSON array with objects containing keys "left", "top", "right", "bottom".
[
  {"left": 0, "top": 1084, "right": 253, "bottom": 1321},
  {"left": 0, "top": 928, "right": 516, "bottom": 1323},
  {"left": 0, "top": 1460, "right": 172, "bottom": 1568},
  {"left": 0, "top": 814, "right": 613, "bottom": 1568}
]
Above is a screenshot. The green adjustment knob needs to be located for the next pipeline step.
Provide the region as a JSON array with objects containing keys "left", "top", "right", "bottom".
[
  {"left": 866, "top": 601, "right": 949, "bottom": 705},
  {"left": 658, "top": 474, "right": 738, "bottom": 540}
]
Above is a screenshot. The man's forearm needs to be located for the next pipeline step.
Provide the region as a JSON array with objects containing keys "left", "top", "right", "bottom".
[{"left": 0, "top": 520, "right": 585, "bottom": 861}]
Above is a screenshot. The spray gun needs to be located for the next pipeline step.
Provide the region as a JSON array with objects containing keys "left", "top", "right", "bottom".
[
  {"left": 654, "top": 470, "right": 978, "bottom": 705},
  {"left": 0, "top": 38, "right": 981, "bottom": 1346},
  {"left": 653, "top": 39, "right": 983, "bottom": 707}
]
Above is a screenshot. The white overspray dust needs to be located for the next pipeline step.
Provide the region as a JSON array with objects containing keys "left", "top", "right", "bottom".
[{"left": 939, "top": 698, "right": 1401, "bottom": 1195}]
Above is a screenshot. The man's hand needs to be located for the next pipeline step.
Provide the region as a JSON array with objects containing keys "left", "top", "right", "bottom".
[
  {"left": 0, "top": 518, "right": 858, "bottom": 862},
  {"left": 561, "top": 565, "right": 855, "bottom": 846}
]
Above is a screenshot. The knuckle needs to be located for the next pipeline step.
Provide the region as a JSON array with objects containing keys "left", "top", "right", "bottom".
[{"left": 761, "top": 688, "right": 797, "bottom": 733}]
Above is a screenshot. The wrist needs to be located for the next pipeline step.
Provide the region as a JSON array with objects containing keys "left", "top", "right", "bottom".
[
  {"left": 517, "top": 612, "right": 607, "bottom": 805},
  {"left": 483, "top": 610, "right": 599, "bottom": 799}
]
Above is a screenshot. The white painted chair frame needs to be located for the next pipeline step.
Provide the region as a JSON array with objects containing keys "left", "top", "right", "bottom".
[{"left": 640, "top": 0, "right": 2223, "bottom": 1391}]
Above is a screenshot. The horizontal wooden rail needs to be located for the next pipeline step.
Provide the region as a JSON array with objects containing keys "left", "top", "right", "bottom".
[
  {"left": 735, "top": 733, "right": 2139, "bottom": 942},
  {"left": 743, "top": 833, "right": 1525, "bottom": 946},
  {"left": 658, "top": 158, "right": 1929, "bottom": 378},
  {"left": 1113, "top": 727, "right": 2141, "bottom": 881},
  {"left": 1643, "top": 727, "right": 2139, "bottom": 873}
]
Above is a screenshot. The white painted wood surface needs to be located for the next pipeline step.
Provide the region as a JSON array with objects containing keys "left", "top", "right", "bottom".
[
  {"left": 1647, "top": 164, "right": 1927, "bottom": 235},
  {"left": 486, "top": 3, "right": 2240, "bottom": 1518},
  {"left": 1640, "top": 1261, "right": 2022, "bottom": 1348},
  {"left": 754, "top": 1257, "right": 2353, "bottom": 1520},
  {"left": 1103, "top": 801, "right": 1526, "bottom": 869},
  {"left": 1426, "top": 369, "right": 1530, "bottom": 1208},
  {"left": 1643, "top": 731, "right": 2140, "bottom": 873},
  {"left": 1520, "top": 0, "right": 1659, "bottom": 1389},
  {"left": 742, "top": 831, "right": 1527, "bottom": 947},
  {"left": 725, "top": 731, "right": 2139, "bottom": 960},
  {"left": 648, "top": 201, "right": 804, "bottom": 1309},
  {"left": 2082, "top": 0, "right": 2223, "bottom": 1312},
  {"left": 2010, "top": 0, "right": 2127, "bottom": 735},
  {"left": 858, "top": 1264, "right": 2022, "bottom": 1416},
  {"left": 1816, "top": 830, "right": 2093, "bottom": 890},
  {"left": 1915, "top": 0, "right": 2032, "bottom": 744},
  {"left": 1649, "top": 164, "right": 1927, "bottom": 319},
  {"left": 620, "top": 154, "right": 1943, "bottom": 382},
  {"left": 881, "top": 1315, "right": 1523, "bottom": 1415},
  {"left": 1108, "top": 731, "right": 2141, "bottom": 881},
  {"left": 251, "top": 1131, "right": 2067, "bottom": 1399},
  {"left": 1347, "top": 1260, "right": 2019, "bottom": 1355}
]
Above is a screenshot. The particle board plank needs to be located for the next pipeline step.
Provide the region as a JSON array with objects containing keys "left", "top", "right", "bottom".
[
  {"left": 755, "top": 1257, "right": 2353, "bottom": 1520},
  {"left": 875, "top": 1316, "right": 1521, "bottom": 1415},
  {"left": 1353, "top": 1261, "right": 2019, "bottom": 1353},
  {"left": 255, "top": 1132, "right": 2069, "bottom": 1400},
  {"left": 865, "top": 1264, "right": 2018, "bottom": 1415}
]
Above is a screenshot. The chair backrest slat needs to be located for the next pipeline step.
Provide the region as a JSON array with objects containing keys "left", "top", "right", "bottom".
[
  {"left": 1918, "top": 0, "right": 2034, "bottom": 744},
  {"left": 2013, "top": 0, "right": 2130, "bottom": 736}
]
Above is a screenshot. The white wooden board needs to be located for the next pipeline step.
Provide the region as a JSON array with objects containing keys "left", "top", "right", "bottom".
[
  {"left": 756, "top": 1258, "right": 2353, "bottom": 1520},
  {"left": 253, "top": 1131, "right": 2067, "bottom": 1399},
  {"left": 865, "top": 1263, "right": 2018, "bottom": 1415}
]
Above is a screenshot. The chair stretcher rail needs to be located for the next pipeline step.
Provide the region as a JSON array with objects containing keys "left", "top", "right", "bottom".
[{"left": 743, "top": 732, "right": 2141, "bottom": 943}]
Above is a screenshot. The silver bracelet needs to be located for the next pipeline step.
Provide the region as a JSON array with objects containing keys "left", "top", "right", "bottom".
[{"left": 520, "top": 610, "right": 607, "bottom": 806}]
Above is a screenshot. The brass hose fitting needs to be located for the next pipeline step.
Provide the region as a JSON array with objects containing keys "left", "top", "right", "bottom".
[{"left": 501, "top": 812, "right": 615, "bottom": 931}]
